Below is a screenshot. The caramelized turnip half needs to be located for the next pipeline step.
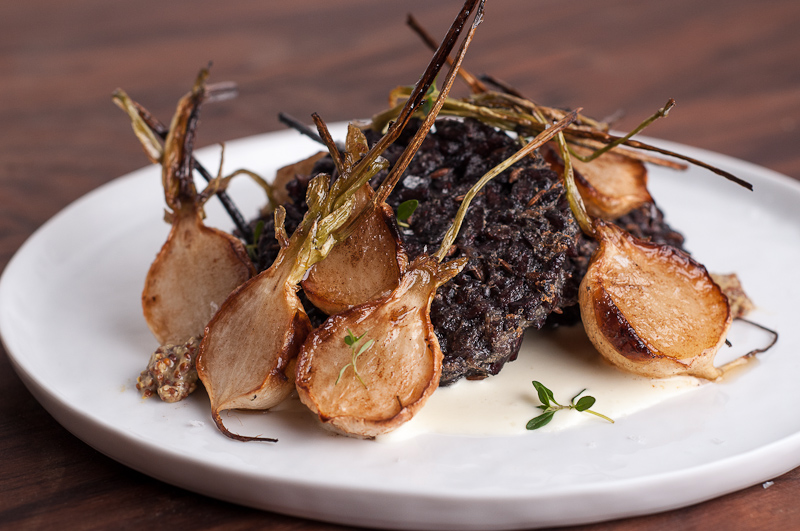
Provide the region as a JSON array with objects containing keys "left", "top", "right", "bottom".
[
  {"left": 579, "top": 220, "right": 732, "bottom": 380},
  {"left": 196, "top": 235, "right": 312, "bottom": 440},
  {"left": 143, "top": 207, "right": 255, "bottom": 344},
  {"left": 115, "top": 72, "right": 255, "bottom": 346},
  {"left": 296, "top": 255, "right": 465, "bottom": 438},
  {"left": 302, "top": 183, "right": 407, "bottom": 314},
  {"left": 544, "top": 144, "right": 652, "bottom": 220}
]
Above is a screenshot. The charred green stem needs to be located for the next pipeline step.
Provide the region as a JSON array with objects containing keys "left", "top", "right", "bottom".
[
  {"left": 383, "top": 32, "right": 753, "bottom": 193},
  {"left": 114, "top": 89, "right": 255, "bottom": 241},
  {"left": 347, "top": 0, "right": 483, "bottom": 188},
  {"left": 278, "top": 111, "right": 327, "bottom": 147},
  {"left": 312, "top": 113, "right": 346, "bottom": 179},
  {"left": 325, "top": 0, "right": 486, "bottom": 246},
  {"left": 407, "top": 13, "right": 488, "bottom": 94},
  {"left": 555, "top": 130, "right": 594, "bottom": 237},
  {"left": 566, "top": 127, "right": 753, "bottom": 190},
  {"left": 574, "top": 99, "right": 675, "bottom": 162}
]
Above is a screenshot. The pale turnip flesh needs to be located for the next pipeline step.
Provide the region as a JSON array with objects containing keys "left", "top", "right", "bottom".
[
  {"left": 580, "top": 220, "right": 732, "bottom": 380},
  {"left": 143, "top": 207, "right": 255, "bottom": 345},
  {"left": 296, "top": 255, "right": 465, "bottom": 438},
  {"left": 197, "top": 239, "right": 311, "bottom": 440}
]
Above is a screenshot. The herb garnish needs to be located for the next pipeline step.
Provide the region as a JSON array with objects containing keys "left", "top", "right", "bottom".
[
  {"left": 526, "top": 381, "right": 614, "bottom": 430},
  {"left": 396, "top": 199, "right": 419, "bottom": 228},
  {"left": 336, "top": 329, "right": 374, "bottom": 387}
]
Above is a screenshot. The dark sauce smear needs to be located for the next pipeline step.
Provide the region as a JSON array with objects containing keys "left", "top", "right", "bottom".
[{"left": 249, "top": 118, "right": 684, "bottom": 385}]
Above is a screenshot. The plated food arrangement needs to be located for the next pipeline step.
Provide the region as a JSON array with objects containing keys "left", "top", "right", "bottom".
[
  {"left": 112, "top": 0, "right": 771, "bottom": 443},
  {"left": 5, "top": 2, "right": 800, "bottom": 529}
]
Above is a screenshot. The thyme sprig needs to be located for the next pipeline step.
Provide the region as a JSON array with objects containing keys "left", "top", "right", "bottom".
[
  {"left": 526, "top": 381, "right": 614, "bottom": 430},
  {"left": 336, "top": 329, "right": 374, "bottom": 388}
]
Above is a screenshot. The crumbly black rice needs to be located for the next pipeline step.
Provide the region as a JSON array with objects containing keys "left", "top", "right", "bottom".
[{"left": 250, "top": 118, "right": 684, "bottom": 385}]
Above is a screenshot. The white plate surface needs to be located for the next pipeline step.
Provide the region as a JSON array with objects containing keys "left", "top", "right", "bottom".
[{"left": 2, "top": 125, "right": 800, "bottom": 530}]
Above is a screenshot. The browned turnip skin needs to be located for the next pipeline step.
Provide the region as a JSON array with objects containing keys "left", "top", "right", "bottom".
[
  {"left": 302, "top": 185, "right": 408, "bottom": 315},
  {"left": 196, "top": 243, "right": 312, "bottom": 439},
  {"left": 588, "top": 289, "right": 656, "bottom": 363},
  {"left": 296, "top": 255, "right": 464, "bottom": 438},
  {"left": 143, "top": 206, "right": 255, "bottom": 345},
  {"left": 545, "top": 144, "right": 653, "bottom": 220},
  {"left": 580, "top": 221, "right": 731, "bottom": 380}
]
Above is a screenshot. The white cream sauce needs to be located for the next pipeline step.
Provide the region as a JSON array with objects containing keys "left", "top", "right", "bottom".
[{"left": 377, "top": 325, "right": 701, "bottom": 442}]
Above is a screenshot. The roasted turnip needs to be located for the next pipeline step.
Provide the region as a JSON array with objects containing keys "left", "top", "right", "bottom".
[
  {"left": 114, "top": 72, "right": 255, "bottom": 347},
  {"left": 551, "top": 124, "right": 750, "bottom": 380},
  {"left": 302, "top": 183, "right": 407, "bottom": 315},
  {"left": 544, "top": 144, "right": 653, "bottom": 220},
  {"left": 580, "top": 220, "right": 732, "bottom": 380},
  {"left": 296, "top": 255, "right": 465, "bottom": 437},
  {"left": 196, "top": 218, "right": 313, "bottom": 440}
]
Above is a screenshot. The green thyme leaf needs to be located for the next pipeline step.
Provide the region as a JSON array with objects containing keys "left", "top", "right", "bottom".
[
  {"left": 532, "top": 381, "right": 552, "bottom": 408},
  {"left": 397, "top": 199, "right": 419, "bottom": 223},
  {"left": 571, "top": 388, "right": 586, "bottom": 404},
  {"left": 344, "top": 329, "right": 356, "bottom": 346},
  {"left": 526, "top": 411, "right": 555, "bottom": 430},
  {"left": 574, "top": 395, "right": 596, "bottom": 412},
  {"left": 356, "top": 339, "right": 375, "bottom": 357},
  {"left": 526, "top": 381, "right": 613, "bottom": 430},
  {"left": 337, "top": 330, "right": 372, "bottom": 388},
  {"left": 334, "top": 364, "right": 349, "bottom": 386}
]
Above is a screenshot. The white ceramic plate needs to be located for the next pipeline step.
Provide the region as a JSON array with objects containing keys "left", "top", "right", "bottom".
[{"left": 2, "top": 125, "right": 800, "bottom": 530}]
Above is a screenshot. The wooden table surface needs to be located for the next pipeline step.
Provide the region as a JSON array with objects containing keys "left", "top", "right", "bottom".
[{"left": 2, "top": 1, "right": 799, "bottom": 529}]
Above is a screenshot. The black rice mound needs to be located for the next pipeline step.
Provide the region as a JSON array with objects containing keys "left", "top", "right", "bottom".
[{"left": 250, "top": 117, "right": 685, "bottom": 385}]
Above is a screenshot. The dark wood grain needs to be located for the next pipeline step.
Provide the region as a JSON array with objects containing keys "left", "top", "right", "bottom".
[{"left": 2, "top": 1, "right": 799, "bottom": 529}]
